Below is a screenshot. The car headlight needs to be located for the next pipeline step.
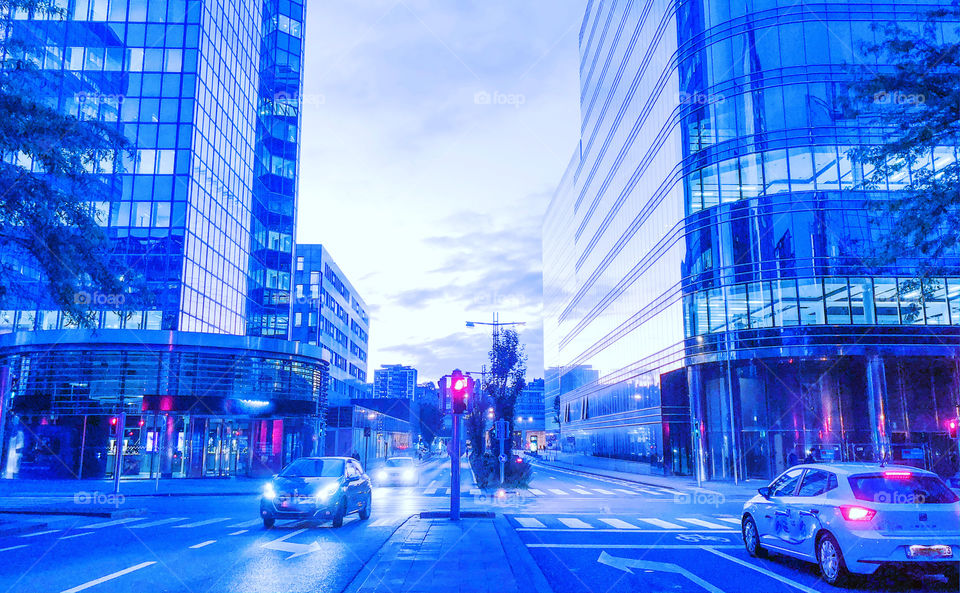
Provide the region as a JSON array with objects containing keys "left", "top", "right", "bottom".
[
  {"left": 377, "top": 470, "right": 387, "bottom": 481},
  {"left": 263, "top": 482, "right": 276, "bottom": 501},
  {"left": 315, "top": 484, "right": 339, "bottom": 502},
  {"left": 403, "top": 469, "right": 416, "bottom": 480}
]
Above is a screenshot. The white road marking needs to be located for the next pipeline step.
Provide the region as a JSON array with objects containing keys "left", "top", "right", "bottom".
[
  {"left": 173, "top": 517, "right": 231, "bottom": 529},
  {"left": 527, "top": 489, "right": 545, "bottom": 495},
  {"left": 548, "top": 489, "right": 567, "bottom": 495},
  {"left": 716, "top": 517, "right": 742, "bottom": 525},
  {"left": 423, "top": 487, "right": 438, "bottom": 495},
  {"left": 571, "top": 488, "right": 591, "bottom": 495},
  {"left": 637, "top": 518, "right": 685, "bottom": 529},
  {"left": 20, "top": 529, "right": 59, "bottom": 538},
  {"left": 129, "top": 517, "right": 189, "bottom": 529},
  {"left": 189, "top": 540, "right": 216, "bottom": 549},
  {"left": 0, "top": 544, "right": 28, "bottom": 552},
  {"left": 637, "top": 488, "right": 664, "bottom": 496},
  {"left": 59, "top": 532, "right": 94, "bottom": 540},
  {"left": 225, "top": 519, "right": 262, "bottom": 529},
  {"left": 229, "top": 530, "right": 248, "bottom": 536},
  {"left": 82, "top": 517, "right": 147, "bottom": 529},
  {"left": 60, "top": 561, "right": 156, "bottom": 593},
  {"left": 614, "top": 488, "right": 637, "bottom": 495},
  {"left": 592, "top": 488, "right": 615, "bottom": 495},
  {"left": 677, "top": 518, "right": 730, "bottom": 530},
  {"left": 557, "top": 517, "right": 593, "bottom": 529},
  {"left": 598, "top": 518, "right": 637, "bottom": 529},
  {"left": 261, "top": 528, "right": 321, "bottom": 559},
  {"left": 427, "top": 480, "right": 437, "bottom": 488},
  {"left": 469, "top": 489, "right": 481, "bottom": 496},
  {"left": 515, "top": 517, "right": 546, "bottom": 528},
  {"left": 370, "top": 518, "right": 396, "bottom": 527},
  {"left": 704, "top": 548, "right": 821, "bottom": 593},
  {"left": 528, "top": 543, "right": 739, "bottom": 549}
]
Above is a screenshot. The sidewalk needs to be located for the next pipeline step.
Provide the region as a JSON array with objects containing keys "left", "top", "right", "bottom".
[
  {"left": 344, "top": 514, "right": 552, "bottom": 593},
  {"left": 533, "top": 456, "right": 763, "bottom": 500},
  {"left": 0, "top": 476, "right": 265, "bottom": 498}
]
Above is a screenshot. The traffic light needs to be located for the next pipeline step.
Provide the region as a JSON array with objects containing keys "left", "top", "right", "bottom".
[
  {"left": 948, "top": 418, "right": 958, "bottom": 439},
  {"left": 449, "top": 369, "right": 474, "bottom": 414}
]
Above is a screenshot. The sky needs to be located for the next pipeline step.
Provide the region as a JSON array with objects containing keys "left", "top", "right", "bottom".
[{"left": 296, "top": 1, "right": 587, "bottom": 384}]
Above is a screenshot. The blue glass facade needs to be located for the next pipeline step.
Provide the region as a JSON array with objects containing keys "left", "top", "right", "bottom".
[{"left": 543, "top": 0, "right": 960, "bottom": 481}]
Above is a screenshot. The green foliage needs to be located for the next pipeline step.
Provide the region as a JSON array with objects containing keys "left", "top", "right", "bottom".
[
  {"left": 481, "top": 328, "right": 527, "bottom": 438},
  {"left": 0, "top": 0, "right": 138, "bottom": 325},
  {"left": 844, "top": 9, "right": 960, "bottom": 284},
  {"left": 417, "top": 400, "right": 443, "bottom": 444},
  {"left": 470, "top": 452, "right": 532, "bottom": 489}
]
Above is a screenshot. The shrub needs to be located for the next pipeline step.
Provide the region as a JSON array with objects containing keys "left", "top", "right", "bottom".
[{"left": 470, "top": 452, "right": 532, "bottom": 488}]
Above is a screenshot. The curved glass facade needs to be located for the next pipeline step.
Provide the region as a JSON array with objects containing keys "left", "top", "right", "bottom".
[{"left": 543, "top": 0, "right": 960, "bottom": 481}]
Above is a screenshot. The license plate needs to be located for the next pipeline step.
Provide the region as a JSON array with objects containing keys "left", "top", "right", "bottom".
[{"left": 907, "top": 545, "right": 953, "bottom": 559}]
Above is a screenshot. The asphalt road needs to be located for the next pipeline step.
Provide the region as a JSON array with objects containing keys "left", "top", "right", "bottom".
[{"left": 0, "top": 458, "right": 954, "bottom": 593}]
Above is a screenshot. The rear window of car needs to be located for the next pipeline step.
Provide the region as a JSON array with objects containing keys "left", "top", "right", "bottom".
[
  {"left": 848, "top": 473, "right": 959, "bottom": 504},
  {"left": 386, "top": 458, "right": 413, "bottom": 467}
]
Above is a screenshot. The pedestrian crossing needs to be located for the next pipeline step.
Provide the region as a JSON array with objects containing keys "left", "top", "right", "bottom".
[
  {"left": 372, "top": 484, "right": 676, "bottom": 498},
  {"left": 509, "top": 515, "right": 741, "bottom": 532}
]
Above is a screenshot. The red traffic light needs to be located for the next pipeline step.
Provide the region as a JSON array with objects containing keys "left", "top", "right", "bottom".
[
  {"left": 948, "top": 419, "right": 958, "bottom": 439},
  {"left": 448, "top": 369, "right": 474, "bottom": 414}
]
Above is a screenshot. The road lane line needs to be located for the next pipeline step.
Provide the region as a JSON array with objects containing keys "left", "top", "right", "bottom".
[
  {"left": 173, "top": 517, "right": 231, "bottom": 528},
  {"left": 225, "top": 519, "right": 261, "bottom": 529},
  {"left": 229, "top": 530, "right": 248, "bottom": 536},
  {"left": 637, "top": 518, "right": 685, "bottom": 529},
  {"left": 0, "top": 544, "right": 28, "bottom": 552},
  {"left": 60, "top": 561, "right": 156, "bottom": 593},
  {"left": 703, "top": 548, "right": 821, "bottom": 593},
  {"left": 716, "top": 517, "right": 742, "bottom": 525},
  {"left": 598, "top": 518, "right": 637, "bottom": 529},
  {"left": 637, "top": 488, "right": 662, "bottom": 495},
  {"left": 527, "top": 489, "right": 545, "bottom": 495},
  {"left": 129, "top": 517, "right": 189, "bottom": 529},
  {"left": 678, "top": 518, "right": 730, "bottom": 530},
  {"left": 571, "top": 488, "right": 591, "bottom": 495},
  {"left": 614, "top": 488, "right": 637, "bottom": 495},
  {"left": 514, "top": 517, "right": 546, "bottom": 528},
  {"left": 548, "top": 489, "right": 567, "bottom": 495},
  {"left": 526, "top": 543, "right": 739, "bottom": 549},
  {"left": 82, "top": 517, "right": 147, "bottom": 529},
  {"left": 592, "top": 488, "right": 614, "bottom": 495},
  {"left": 19, "top": 529, "right": 59, "bottom": 538},
  {"left": 189, "top": 540, "right": 216, "bottom": 549},
  {"left": 59, "top": 532, "right": 94, "bottom": 540},
  {"left": 557, "top": 518, "right": 593, "bottom": 529}
]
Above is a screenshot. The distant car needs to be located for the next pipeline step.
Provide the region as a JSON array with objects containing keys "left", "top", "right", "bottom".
[
  {"left": 741, "top": 463, "right": 959, "bottom": 587},
  {"left": 260, "top": 457, "right": 372, "bottom": 529},
  {"left": 375, "top": 456, "right": 419, "bottom": 486}
]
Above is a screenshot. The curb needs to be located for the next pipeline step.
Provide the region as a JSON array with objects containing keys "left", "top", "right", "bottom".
[
  {"left": 418, "top": 511, "right": 494, "bottom": 519},
  {"left": 0, "top": 506, "right": 147, "bottom": 518},
  {"left": 341, "top": 515, "right": 417, "bottom": 593},
  {"left": 0, "top": 520, "right": 49, "bottom": 537},
  {"left": 493, "top": 514, "right": 553, "bottom": 593}
]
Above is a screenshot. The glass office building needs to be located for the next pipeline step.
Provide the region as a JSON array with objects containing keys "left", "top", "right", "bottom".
[
  {"left": 543, "top": 0, "right": 960, "bottom": 482},
  {"left": 0, "top": 0, "right": 325, "bottom": 479}
]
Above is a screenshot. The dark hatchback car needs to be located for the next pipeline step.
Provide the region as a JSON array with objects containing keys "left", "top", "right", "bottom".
[{"left": 260, "top": 457, "right": 372, "bottom": 528}]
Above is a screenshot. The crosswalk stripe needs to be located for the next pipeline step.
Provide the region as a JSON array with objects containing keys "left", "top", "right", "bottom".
[
  {"left": 229, "top": 530, "right": 248, "bottom": 536},
  {"left": 129, "top": 517, "right": 189, "bottom": 529},
  {"left": 515, "top": 517, "right": 546, "bottom": 528},
  {"left": 548, "top": 489, "right": 567, "bottom": 495},
  {"left": 427, "top": 480, "right": 437, "bottom": 488},
  {"left": 469, "top": 489, "right": 481, "bottom": 496},
  {"left": 189, "top": 540, "right": 216, "bottom": 549},
  {"left": 0, "top": 544, "right": 28, "bottom": 552},
  {"left": 652, "top": 488, "right": 677, "bottom": 495},
  {"left": 637, "top": 518, "right": 685, "bottom": 529},
  {"left": 527, "top": 489, "right": 545, "bottom": 495},
  {"left": 173, "top": 518, "right": 232, "bottom": 529},
  {"left": 677, "top": 518, "right": 729, "bottom": 530},
  {"left": 716, "top": 517, "right": 742, "bottom": 525},
  {"left": 20, "top": 529, "right": 59, "bottom": 538},
  {"left": 59, "top": 532, "right": 94, "bottom": 540},
  {"left": 614, "top": 488, "right": 636, "bottom": 495},
  {"left": 423, "top": 487, "right": 438, "bottom": 495},
  {"left": 592, "top": 488, "right": 615, "bottom": 495},
  {"left": 82, "top": 517, "right": 147, "bottom": 529},
  {"left": 598, "top": 518, "right": 637, "bottom": 529},
  {"left": 571, "top": 488, "right": 591, "bottom": 495},
  {"left": 558, "top": 517, "right": 593, "bottom": 529},
  {"left": 226, "top": 519, "right": 262, "bottom": 529},
  {"left": 637, "top": 488, "right": 663, "bottom": 496},
  {"left": 370, "top": 518, "right": 395, "bottom": 527}
]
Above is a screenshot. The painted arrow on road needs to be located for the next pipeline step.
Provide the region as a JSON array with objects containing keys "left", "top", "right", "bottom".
[
  {"left": 597, "top": 551, "right": 724, "bottom": 593},
  {"left": 261, "top": 528, "right": 322, "bottom": 559}
]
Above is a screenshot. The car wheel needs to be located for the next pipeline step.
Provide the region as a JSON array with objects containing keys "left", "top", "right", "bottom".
[
  {"left": 742, "top": 515, "right": 767, "bottom": 558},
  {"left": 262, "top": 517, "right": 275, "bottom": 529},
  {"left": 944, "top": 565, "right": 958, "bottom": 589},
  {"left": 331, "top": 499, "right": 346, "bottom": 528},
  {"left": 359, "top": 494, "right": 371, "bottom": 520},
  {"left": 817, "top": 532, "right": 851, "bottom": 587}
]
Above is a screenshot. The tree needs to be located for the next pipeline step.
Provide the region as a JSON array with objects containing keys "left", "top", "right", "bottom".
[
  {"left": 483, "top": 328, "right": 527, "bottom": 442},
  {"left": 416, "top": 400, "right": 443, "bottom": 446},
  {"left": 464, "top": 386, "right": 487, "bottom": 459},
  {"left": 0, "top": 0, "right": 136, "bottom": 325},
  {"left": 845, "top": 9, "right": 960, "bottom": 288}
]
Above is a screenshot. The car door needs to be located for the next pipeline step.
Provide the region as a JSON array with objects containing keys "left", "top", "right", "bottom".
[
  {"left": 779, "top": 469, "right": 834, "bottom": 559},
  {"left": 760, "top": 468, "right": 805, "bottom": 549},
  {"left": 344, "top": 461, "right": 362, "bottom": 511}
]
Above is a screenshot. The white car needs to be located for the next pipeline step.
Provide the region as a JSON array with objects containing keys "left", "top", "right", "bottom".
[
  {"left": 741, "top": 463, "right": 959, "bottom": 587},
  {"left": 374, "top": 456, "right": 419, "bottom": 486}
]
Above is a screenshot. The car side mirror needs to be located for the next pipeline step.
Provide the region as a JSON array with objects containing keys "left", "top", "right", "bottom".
[{"left": 758, "top": 487, "right": 771, "bottom": 499}]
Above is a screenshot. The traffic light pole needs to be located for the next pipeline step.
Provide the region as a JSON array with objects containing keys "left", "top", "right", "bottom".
[{"left": 450, "top": 413, "right": 461, "bottom": 521}]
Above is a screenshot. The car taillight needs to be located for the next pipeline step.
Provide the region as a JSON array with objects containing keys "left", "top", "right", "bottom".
[
  {"left": 883, "top": 470, "right": 912, "bottom": 479},
  {"left": 840, "top": 505, "right": 876, "bottom": 522}
]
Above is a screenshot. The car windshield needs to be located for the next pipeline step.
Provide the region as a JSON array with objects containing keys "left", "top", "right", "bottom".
[
  {"left": 279, "top": 458, "right": 345, "bottom": 478},
  {"left": 386, "top": 458, "right": 414, "bottom": 468},
  {"left": 848, "top": 473, "right": 959, "bottom": 504}
]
